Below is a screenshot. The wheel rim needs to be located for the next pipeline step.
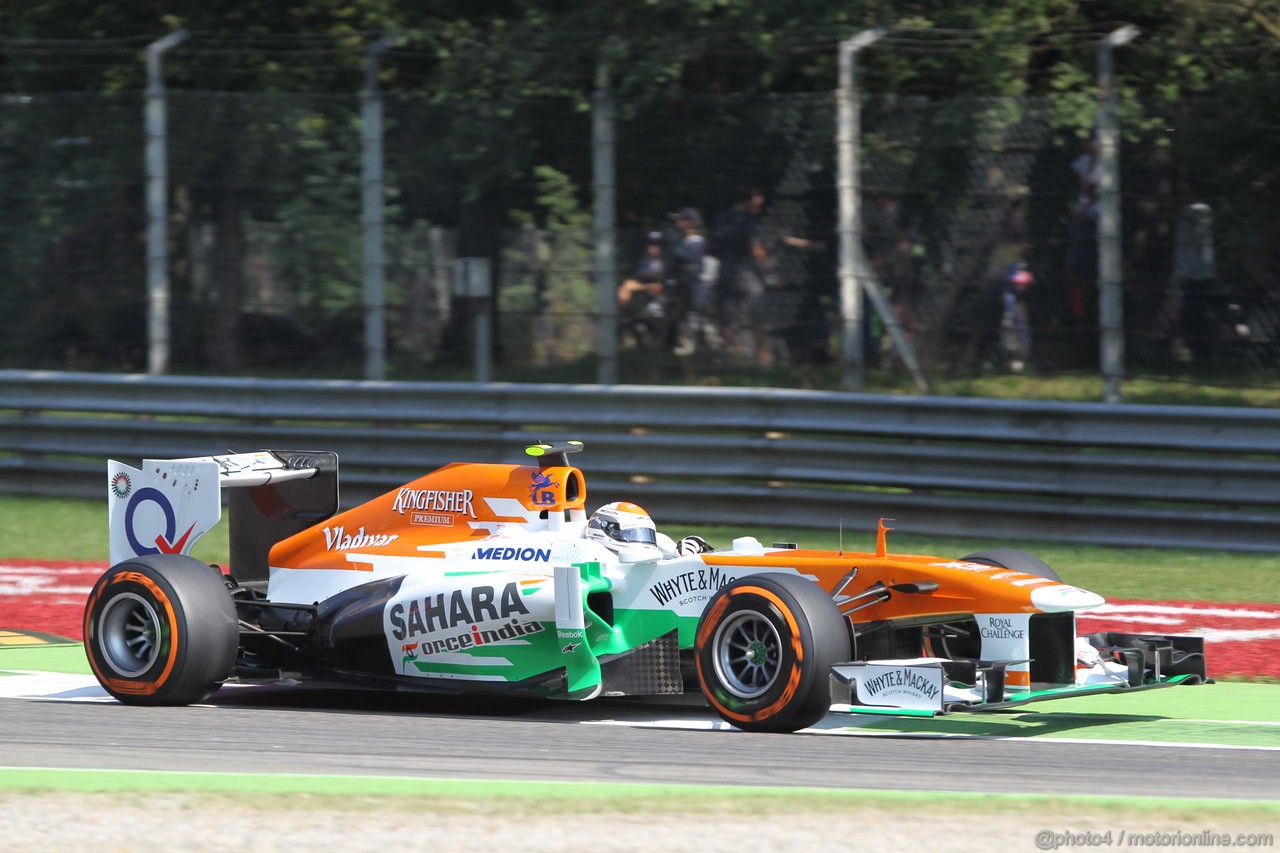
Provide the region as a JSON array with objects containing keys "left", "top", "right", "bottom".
[
  {"left": 98, "top": 592, "right": 163, "bottom": 677},
  {"left": 712, "top": 610, "right": 783, "bottom": 699}
]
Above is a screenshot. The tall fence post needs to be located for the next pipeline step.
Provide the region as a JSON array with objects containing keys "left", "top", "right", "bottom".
[
  {"left": 593, "top": 50, "right": 618, "bottom": 386},
  {"left": 144, "top": 29, "right": 188, "bottom": 376},
  {"left": 1096, "top": 26, "right": 1138, "bottom": 404},
  {"left": 836, "top": 29, "right": 927, "bottom": 394},
  {"left": 837, "top": 31, "right": 877, "bottom": 390},
  {"left": 361, "top": 35, "right": 395, "bottom": 382}
]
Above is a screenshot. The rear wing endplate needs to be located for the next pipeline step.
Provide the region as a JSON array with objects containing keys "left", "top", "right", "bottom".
[{"left": 107, "top": 450, "right": 338, "bottom": 580}]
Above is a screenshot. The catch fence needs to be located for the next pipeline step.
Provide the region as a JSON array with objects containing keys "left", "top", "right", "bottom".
[{"left": 3, "top": 38, "right": 1278, "bottom": 392}]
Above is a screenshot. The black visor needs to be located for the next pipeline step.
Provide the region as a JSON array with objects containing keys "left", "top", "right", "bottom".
[{"left": 617, "top": 526, "right": 657, "bottom": 545}]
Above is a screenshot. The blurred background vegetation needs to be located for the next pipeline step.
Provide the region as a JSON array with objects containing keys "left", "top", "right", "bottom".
[{"left": 2, "top": 2, "right": 1279, "bottom": 400}]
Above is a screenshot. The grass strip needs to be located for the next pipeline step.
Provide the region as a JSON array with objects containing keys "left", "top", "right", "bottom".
[
  {"left": 0, "top": 767, "right": 1278, "bottom": 818},
  {"left": 0, "top": 643, "right": 89, "bottom": 675}
]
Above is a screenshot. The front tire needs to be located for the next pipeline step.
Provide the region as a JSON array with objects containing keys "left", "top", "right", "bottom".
[
  {"left": 84, "top": 555, "right": 238, "bottom": 706},
  {"left": 695, "top": 573, "right": 849, "bottom": 733},
  {"left": 931, "top": 549, "right": 1061, "bottom": 660},
  {"left": 961, "top": 548, "right": 1060, "bottom": 581}
]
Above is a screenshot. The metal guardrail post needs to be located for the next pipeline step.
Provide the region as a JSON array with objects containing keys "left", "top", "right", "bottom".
[
  {"left": 836, "top": 30, "right": 927, "bottom": 394},
  {"left": 361, "top": 34, "right": 396, "bottom": 382},
  {"left": 1096, "top": 26, "right": 1139, "bottom": 404},
  {"left": 836, "top": 30, "right": 880, "bottom": 391},
  {"left": 593, "top": 49, "right": 619, "bottom": 386},
  {"left": 453, "top": 258, "right": 494, "bottom": 383},
  {"left": 144, "top": 29, "right": 189, "bottom": 376}
]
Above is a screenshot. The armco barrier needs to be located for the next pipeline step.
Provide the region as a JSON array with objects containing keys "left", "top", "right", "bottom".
[{"left": 2, "top": 370, "right": 1279, "bottom": 551}]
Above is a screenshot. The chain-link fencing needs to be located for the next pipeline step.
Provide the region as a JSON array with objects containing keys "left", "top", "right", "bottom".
[
  {"left": 0, "top": 91, "right": 144, "bottom": 370},
  {"left": 2, "top": 70, "right": 1279, "bottom": 390}
]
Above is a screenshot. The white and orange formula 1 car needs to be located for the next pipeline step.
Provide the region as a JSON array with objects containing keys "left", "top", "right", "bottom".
[{"left": 86, "top": 441, "right": 1208, "bottom": 732}]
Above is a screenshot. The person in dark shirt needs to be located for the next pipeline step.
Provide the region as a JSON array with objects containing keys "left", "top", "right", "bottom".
[
  {"left": 709, "top": 189, "right": 771, "bottom": 366},
  {"left": 660, "top": 208, "right": 706, "bottom": 355},
  {"left": 616, "top": 231, "right": 667, "bottom": 350}
]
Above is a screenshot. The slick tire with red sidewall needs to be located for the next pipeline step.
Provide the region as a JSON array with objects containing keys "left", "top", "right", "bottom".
[
  {"left": 929, "top": 550, "right": 1059, "bottom": 660},
  {"left": 961, "top": 548, "right": 1060, "bottom": 581},
  {"left": 695, "top": 573, "right": 849, "bottom": 733},
  {"left": 84, "top": 554, "right": 238, "bottom": 706}
]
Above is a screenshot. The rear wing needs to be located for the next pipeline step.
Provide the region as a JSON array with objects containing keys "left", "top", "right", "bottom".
[{"left": 108, "top": 450, "right": 338, "bottom": 581}]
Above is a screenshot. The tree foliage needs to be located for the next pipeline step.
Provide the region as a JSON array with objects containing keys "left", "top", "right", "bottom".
[{"left": 1, "top": 1, "right": 1277, "bottom": 373}]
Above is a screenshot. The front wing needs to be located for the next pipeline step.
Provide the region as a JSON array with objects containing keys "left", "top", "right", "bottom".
[{"left": 829, "top": 632, "right": 1210, "bottom": 717}]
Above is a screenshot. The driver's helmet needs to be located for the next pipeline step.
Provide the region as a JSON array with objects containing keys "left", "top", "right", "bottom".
[{"left": 584, "top": 501, "right": 658, "bottom": 552}]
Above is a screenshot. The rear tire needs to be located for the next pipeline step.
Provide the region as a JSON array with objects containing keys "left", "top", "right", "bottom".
[
  {"left": 695, "top": 573, "right": 848, "bottom": 733},
  {"left": 84, "top": 554, "right": 238, "bottom": 706}
]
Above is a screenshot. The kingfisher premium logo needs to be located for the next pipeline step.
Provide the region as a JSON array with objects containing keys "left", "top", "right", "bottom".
[{"left": 391, "top": 488, "right": 476, "bottom": 518}]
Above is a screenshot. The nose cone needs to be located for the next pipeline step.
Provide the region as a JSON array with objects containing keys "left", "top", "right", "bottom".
[{"left": 1030, "top": 584, "right": 1106, "bottom": 613}]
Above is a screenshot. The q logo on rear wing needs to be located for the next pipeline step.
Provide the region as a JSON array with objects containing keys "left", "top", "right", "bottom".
[
  {"left": 107, "top": 459, "right": 222, "bottom": 566},
  {"left": 123, "top": 487, "right": 195, "bottom": 556},
  {"left": 106, "top": 451, "right": 327, "bottom": 568}
]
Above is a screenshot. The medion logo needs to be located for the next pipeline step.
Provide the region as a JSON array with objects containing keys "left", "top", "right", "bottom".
[
  {"left": 322, "top": 526, "right": 399, "bottom": 551},
  {"left": 472, "top": 546, "right": 551, "bottom": 562},
  {"left": 391, "top": 488, "right": 476, "bottom": 518}
]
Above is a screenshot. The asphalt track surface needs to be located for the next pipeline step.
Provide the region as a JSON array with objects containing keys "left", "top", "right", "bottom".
[{"left": 3, "top": 680, "right": 1278, "bottom": 801}]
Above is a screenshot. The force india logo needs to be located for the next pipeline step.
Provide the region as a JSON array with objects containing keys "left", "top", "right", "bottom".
[
  {"left": 400, "top": 618, "right": 544, "bottom": 664},
  {"left": 388, "top": 581, "right": 545, "bottom": 659},
  {"left": 391, "top": 488, "right": 476, "bottom": 519}
]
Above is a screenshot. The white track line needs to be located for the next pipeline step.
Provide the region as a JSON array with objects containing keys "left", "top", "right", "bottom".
[{"left": 4, "top": 671, "right": 1277, "bottom": 751}]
